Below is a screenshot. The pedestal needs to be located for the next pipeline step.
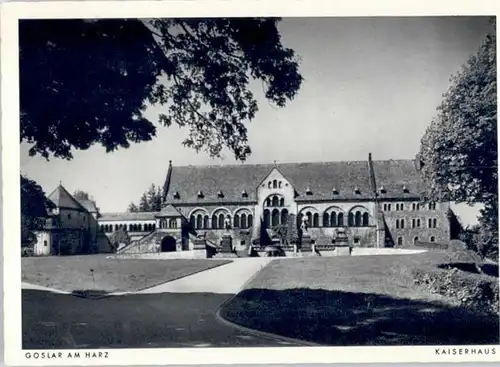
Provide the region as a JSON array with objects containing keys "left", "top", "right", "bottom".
[
  {"left": 301, "top": 233, "right": 312, "bottom": 252},
  {"left": 193, "top": 238, "right": 207, "bottom": 258},
  {"left": 214, "top": 234, "right": 238, "bottom": 258},
  {"left": 335, "top": 244, "right": 352, "bottom": 256}
]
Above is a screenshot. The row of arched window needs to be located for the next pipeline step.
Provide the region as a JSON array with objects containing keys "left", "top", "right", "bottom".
[
  {"left": 267, "top": 179, "right": 284, "bottom": 189},
  {"left": 263, "top": 208, "right": 288, "bottom": 227},
  {"left": 100, "top": 223, "right": 156, "bottom": 233},
  {"left": 265, "top": 195, "right": 285, "bottom": 207},
  {"left": 384, "top": 202, "right": 437, "bottom": 211},
  {"left": 395, "top": 218, "right": 438, "bottom": 229},
  {"left": 190, "top": 212, "right": 254, "bottom": 230}
]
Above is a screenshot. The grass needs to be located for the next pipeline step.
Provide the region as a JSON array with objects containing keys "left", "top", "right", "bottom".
[
  {"left": 22, "top": 255, "right": 231, "bottom": 293},
  {"left": 220, "top": 251, "right": 499, "bottom": 346}
]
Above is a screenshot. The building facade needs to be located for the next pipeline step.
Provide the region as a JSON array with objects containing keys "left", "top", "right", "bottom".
[
  {"left": 32, "top": 185, "right": 112, "bottom": 256},
  {"left": 98, "top": 154, "right": 452, "bottom": 256}
]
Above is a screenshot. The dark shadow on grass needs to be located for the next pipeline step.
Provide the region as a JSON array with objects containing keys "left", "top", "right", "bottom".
[
  {"left": 220, "top": 288, "right": 499, "bottom": 346},
  {"left": 71, "top": 290, "right": 111, "bottom": 300},
  {"left": 22, "top": 289, "right": 291, "bottom": 349}
]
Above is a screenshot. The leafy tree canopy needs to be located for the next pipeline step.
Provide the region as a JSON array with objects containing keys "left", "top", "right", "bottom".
[
  {"left": 21, "top": 175, "right": 55, "bottom": 244},
  {"left": 128, "top": 184, "right": 163, "bottom": 212},
  {"left": 419, "top": 21, "right": 497, "bottom": 231},
  {"left": 73, "top": 190, "right": 92, "bottom": 201},
  {"left": 20, "top": 18, "right": 302, "bottom": 161}
]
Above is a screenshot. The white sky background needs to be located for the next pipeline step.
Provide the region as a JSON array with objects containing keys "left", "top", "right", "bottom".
[{"left": 20, "top": 16, "right": 492, "bottom": 223}]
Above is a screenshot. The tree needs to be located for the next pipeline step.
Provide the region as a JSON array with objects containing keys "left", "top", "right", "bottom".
[
  {"left": 109, "top": 227, "right": 131, "bottom": 250},
  {"left": 21, "top": 175, "right": 55, "bottom": 245},
  {"left": 132, "top": 184, "right": 163, "bottom": 212},
  {"left": 20, "top": 18, "right": 302, "bottom": 162},
  {"left": 127, "top": 202, "right": 139, "bottom": 212},
  {"left": 73, "top": 190, "right": 92, "bottom": 201},
  {"left": 419, "top": 20, "right": 497, "bottom": 247}
]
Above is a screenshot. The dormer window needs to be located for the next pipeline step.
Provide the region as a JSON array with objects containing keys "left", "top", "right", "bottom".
[
  {"left": 197, "top": 191, "right": 204, "bottom": 199},
  {"left": 354, "top": 187, "right": 361, "bottom": 195},
  {"left": 217, "top": 190, "right": 224, "bottom": 198},
  {"left": 332, "top": 187, "right": 339, "bottom": 195},
  {"left": 173, "top": 191, "right": 180, "bottom": 199},
  {"left": 379, "top": 186, "right": 386, "bottom": 194},
  {"left": 305, "top": 186, "right": 313, "bottom": 195},
  {"left": 241, "top": 190, "right": 248, "bottom": 198},
  {"left": 403, "top": 185, "right": 409, "bottom": 193}
]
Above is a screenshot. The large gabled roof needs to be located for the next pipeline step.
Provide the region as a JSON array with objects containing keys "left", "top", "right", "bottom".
[
  {"left": 163, "top": 158, "right": 424, "bottom": 204},
  {"left": 76, "top": 199, "right": 99, "bottom": 213},
  {"left": 47, "top": 185, "right": 87, "bottom": 211}
]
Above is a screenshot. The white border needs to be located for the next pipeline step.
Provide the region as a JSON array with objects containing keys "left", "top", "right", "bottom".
[{"left": 2, "top": 0, "right": 500, "bottom": 365}]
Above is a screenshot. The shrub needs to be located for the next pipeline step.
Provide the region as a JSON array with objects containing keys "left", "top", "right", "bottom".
[{"left": 412, "top": 266, "right": 499, "bottom": 315}]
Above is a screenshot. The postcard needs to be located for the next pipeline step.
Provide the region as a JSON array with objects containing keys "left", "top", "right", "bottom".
[{"left": 2, "top": 0, "right": 500, "bottom": 365}]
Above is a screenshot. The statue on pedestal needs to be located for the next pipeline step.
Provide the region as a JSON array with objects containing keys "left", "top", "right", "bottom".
[
  {"left": 224, "top": 214, "right": 232, "bottom": 231},
  {"left": 300, "top": 216, "right": 309, "bottom": 234}
]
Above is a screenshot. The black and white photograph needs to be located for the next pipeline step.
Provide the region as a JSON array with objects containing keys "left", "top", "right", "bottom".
[{"left": 2, "top": 1, "right": 499, "bottom": 365}]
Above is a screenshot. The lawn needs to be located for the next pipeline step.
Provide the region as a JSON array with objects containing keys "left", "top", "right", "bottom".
[
  {"left": 22, "top": 255, "right": 231, "bottom": 293},
  {"left": 220, "top": 251, "right": 499, "bottom": 346}
]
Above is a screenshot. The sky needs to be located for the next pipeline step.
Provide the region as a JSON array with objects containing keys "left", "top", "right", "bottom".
[{"left": 20, "top": 16, "right": 493, "bottom": 222}]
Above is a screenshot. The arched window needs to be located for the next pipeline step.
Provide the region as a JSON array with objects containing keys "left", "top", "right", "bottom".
[
  {"left": 272, "top": 209, "right": 280, "bottom": 227},
  {"left": 272, "top": 196, "right": 279, "bottom": 207},
  {"left": 400, "top": 219, "right": 405, "bottom": 229},
  {"left": 313, "top": 213, "right": 319, "bottom": 227},
  {"left": 248, "top": 214, "right": 253, "bottom": 228},
  {"left": 273, "top": 179, "right": 277, "bottom": 189},
  {"left": 268, "top": 181, "right": 272, "bottom": 188},
  {"left": 417, "top": 219, "right": 421, "bottom": 228},
  {"left": 212, "top": 214, "right": 218, "bottom": 229},
  {"left": 266, "top": 198, "right": 271, "bottom": 207},
  {"left": 355, "top": 211, "right": 362, "bottom": 227},
  {"left": 348, "top": 213, "right": 354, "bottom": 226},
  {"left": 152, "top": 223, "right": 156, "bottom": 230},
  {"left": 196, "top": 214, "right": 203, "bottom": 229},
  {"left": 397, "top": 237, "right": 403, "bottom": 246},
  {"left": 433, "top": 218, "right": 437, "bottom": 228},
  {"left": 430, "top": 236, "right": 436, "bottom": 242},
  {"left": 202, "top": 216, "right": 207, "bottom": 229},
  {"left": 323, "top": 212, "right": 330, "bottom": 227},
  {"left": 264, "top": 209, "right": 270, "bottom": 227},
  {"left": 279, "top": 197, "right": 285, "bottom": 207},
  {"left": 169, "top": 219, "right": 177, "bottom": 228},
  {"left": 218, "top": 214, "right": 225, "bottom": 229},
  {"left": 362, "top": 213, "right": 369, "bottom": 226},
  {"left": 412, "top": 219, "right": 416, "bottom": 228},
  {"left": 281, "top": 209, "right": 289, "bottom": 225},
  {"left": 306, "top": 212, "right": 313, "bottom": 226},
  {"left": 190, "top": 215, "right": 195, "bottom": 228},
  {"left": 115, "top": 224, "right": 119, "bottom": 231},
  {"left": 396, "top": 219, "right": 400, "bottom": 229},
  {"left": 137, "top": 224, "right": 142, "bottom": 231},
  {"left": 279, "top": 181, "right": 282, "bottom": 188},
  {"left": 234, "top": 214, "right": 240, "bottom": 228},
  {"left": 240, "top": 213, "right": 247, "bottom": 229},
  {"left": 428, "top": 218, "right": 432, "bottom": 228},
  {"left": 413, "top": 236, "right": 419, "bottom": 244},
  {"left": 338, "top": 213, "right": 344, "bottom": 227}
]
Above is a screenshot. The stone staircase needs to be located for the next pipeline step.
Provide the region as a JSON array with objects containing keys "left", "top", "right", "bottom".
[{"left": 117, "top": 231, "right": 158, "bottom": 254}]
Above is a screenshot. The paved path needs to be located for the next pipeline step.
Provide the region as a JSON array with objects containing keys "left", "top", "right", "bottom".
[
  {"left": 22, "top": 257, "right": 309, "bottom": 348},
  {"left": 139, "top": 257, "right": 273, "bottom": 294}
]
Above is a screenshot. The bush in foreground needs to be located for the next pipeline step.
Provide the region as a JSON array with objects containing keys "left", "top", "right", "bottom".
[{"left": 412, "top": 266, "right": 498, "bottom": 315}]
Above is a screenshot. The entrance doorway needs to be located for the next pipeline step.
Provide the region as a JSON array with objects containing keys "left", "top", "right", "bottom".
[{"left": 161, "top": 236, "right": 177, "bottom": 252}]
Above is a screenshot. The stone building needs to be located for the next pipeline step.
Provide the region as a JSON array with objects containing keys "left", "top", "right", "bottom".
[
  {"left": 99, "top": 153, "right": 452, "bottom": 257},
  {"left": 32, "top": 185, "right": 112, "bottom": 256}
]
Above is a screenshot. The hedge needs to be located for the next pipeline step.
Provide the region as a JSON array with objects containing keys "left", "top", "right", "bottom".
[{"left": 412, "top": 265, "right": 499, "bottom": 315}]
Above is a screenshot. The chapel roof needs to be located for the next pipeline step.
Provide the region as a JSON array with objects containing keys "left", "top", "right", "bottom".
[
  {"left": 76, "top": 199, "right": 99, "bottom": 213},
  {"left": 163, "top": 158, "right": 423, "bottom": 204},
  {"left": 47, "top": 185, "right": 87, "bottom": 211}
]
